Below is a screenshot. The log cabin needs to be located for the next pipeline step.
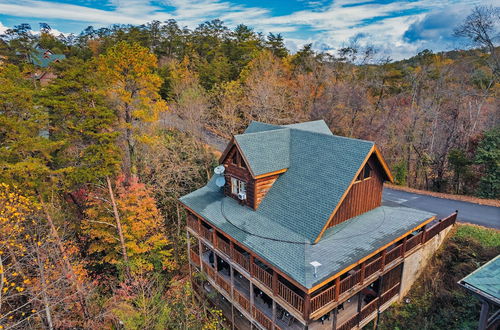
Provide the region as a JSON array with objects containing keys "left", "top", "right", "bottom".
[
  {"left": 28, "top": 45, "right": 66, "bottom": 86},
  {"left": 180, "top": 120, "right": 457, "bottom": 330}
]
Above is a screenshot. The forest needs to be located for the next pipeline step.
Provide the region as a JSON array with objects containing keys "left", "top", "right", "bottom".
[{"left": 0, "top": 5, "right": 498, "bottom": 329}]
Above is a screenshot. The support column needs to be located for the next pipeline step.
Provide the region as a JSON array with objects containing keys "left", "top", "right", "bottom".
[
  {"left": 250, "top": 282, "right": 255, "bottom": 314},
  {"left": 335, "top": 277, "right": 340, "bottom": 301},
  {"left": 478, "top": 300, "right": 490, "bottom": 330},
  {"left": 230, "top": 264, "right": 235, "bottom": 299},
  {"left": 357, "top": 292, "right": 362, "bottom": 327},
  {"left": 272, "top": 300, "right": 276, "bottom": 325},
  {"left": 332, "top": 308, "right": 337, "bottom": 330},
  {"left": 199, "top": 238, "right": 204, "bottom": 272},
  {"left": 381, "top": 249, "right": 387, "bottom": 270},
  {"left": 187, "top": 230, "right": 192, "bottom": 277}
]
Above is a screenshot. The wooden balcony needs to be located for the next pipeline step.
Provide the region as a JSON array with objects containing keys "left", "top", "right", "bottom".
[
  {"left": 190, "top": 249, "right": 200, "bottom": 266},
  {"left": 309, "top": 212, "right": 457, "bottom": 316},
  {"left": 200, "top": 225, "right": 214, "bottom": 244},
  {"left": 253, "top": 307, "right": 274, "bottom": 330},
  {"left": 379, "top": 283, "right": 400, "bottom": 306},
  {"left": 310, "top": 285, "right": 336, "bottom": 313},
  {"left": 337, "top": 313, "right": 359, "bottom": 330},
  {"left": 216, "top": 273, "right": 231, "bottom": 295},
  {"left": 405, "top": 231, "right": 423, "bottom": 253},
  {"left": 277, "top": 281, "right": 304, "bottom": 313},
  {"left": 252, "top": 261, "right": 273, "bottom": 290},
  {"left": 385, "top": 244, "right": 403, "bottom": 265},
  {"left": 187, "top": 215, "right": 199, "bottom": 233},
  {"left": 216, "top": 236, "right": 232, "bottom": 257},
  {"left": 359, "top": 297, "right": 379, "bottom": 320},
  {"left": 234, "top": 288, "right": 251, "bottom": 313},
  {"left": 364, "top": 256, "right": 382, "bottom": 279},
  {"left": 232, "top": 248, "right": 250, "bottom": 272}
]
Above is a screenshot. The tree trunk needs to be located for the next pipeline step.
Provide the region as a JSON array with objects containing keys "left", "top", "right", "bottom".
[
  {"left": 106, "top": 176, "right": 130, "bottom": 275},
  {"left": 39, "top": 199, "right": 90, "bottom": 319},
  {"left": 36, "top": 247, "right": 54, "bottom": 330}
]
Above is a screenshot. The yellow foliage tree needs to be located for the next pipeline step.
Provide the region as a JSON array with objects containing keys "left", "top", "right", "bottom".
[{"left": 97, "top": 41, "right": 168, "bottom": 183}]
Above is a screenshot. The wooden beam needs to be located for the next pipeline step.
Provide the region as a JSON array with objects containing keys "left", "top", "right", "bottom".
[{"left": 254, "top": 168, "right": 288, "bottom": 179}]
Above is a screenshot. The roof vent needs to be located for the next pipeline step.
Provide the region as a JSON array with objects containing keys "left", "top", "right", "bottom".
[{"left": 310, "top": 261, "right": 322, "bottom": 277}]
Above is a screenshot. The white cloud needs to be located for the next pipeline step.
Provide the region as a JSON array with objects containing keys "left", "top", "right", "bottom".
[{"left": 0, "top": 0, "right": 483, "bottom": 59}]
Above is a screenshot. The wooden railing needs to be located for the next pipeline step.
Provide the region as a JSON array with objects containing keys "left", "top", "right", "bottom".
[
  {"left": 187, "top": 215, "right": 199, "bottom": 233},
  {"left": 202, "top": 261, "right": 216, "bottom": 279},
  {"left": 200, "top": 225, "right": 213, "bottom": 243},
  {"left": 232, "top": 248, "right": 250, "bottom": 272},
  {"left": 385, "top": 244, "right": 403, "bottom": 265},
  {"left": 217, "top": 237, "right": 231, "bottom": 257},
  {"left": 252, "top": 262, "right": 273, "bottom": 290},
  {"left": 360, "top": 297, "right": 379, "bottom": 320},
  {"left": 307, "top": 212, "right": 457, "bottom": 315},
  {"left": 190, "top": 249, "right": 200, "bottom": 266},
  {"left": 253, "top": 307, "right": 273, "bottom": 330},
  {"left": 216, "top": 274, "right": 231, "bottom": 294},
  {"left": 339, "top": 270, "right": 360, "bottom": 295},
  {"left": 364, "top": 257, "right": 382, "bottom": 279},
  {"left": 380, "top": 283, "right": 400, "bottom": 306},
  {"left": 424, "top": 213, "right": 457, "bottom": 243},
  {"left": 277, "top": 281, "right": 304, "bottom": 313},
  {"left": 310, "top": 285, "right": 336, "bottom": 313},
  {"left": 337, "top": 314, "right": 359, "bottom": 330},
  {"left": 405, "top": 231, "right": 423, "bottom": 252},
  {"left": 234, "top": 288, "right": 250, "bottom": 312}
]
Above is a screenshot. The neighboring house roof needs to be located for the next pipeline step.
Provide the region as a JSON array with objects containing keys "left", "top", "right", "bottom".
[
  {"left": 180, "top": 120, "right": 435, "bottom": 288},
  {"left": 181, "top": 176, "right": 435, "bottom": 288},
  {"left": 459, "top": 255, "right": 500, "bottom": 306},
  {"left": 28, "top": 46, "right": 66, "bottom": 68}
]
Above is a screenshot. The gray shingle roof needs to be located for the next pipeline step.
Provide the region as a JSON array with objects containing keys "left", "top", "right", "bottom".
[
  {"left": 28, "top": 47, "right": 66, "bottom": 68},
  {"left": 460, "top": 255, "right": 500, "bottom": 305},
  {"left": 231, "top": 121, "right": 374, "bottom": 242},
  {"left": 180, "top": 176, "right": 435, "bottom": 288}
]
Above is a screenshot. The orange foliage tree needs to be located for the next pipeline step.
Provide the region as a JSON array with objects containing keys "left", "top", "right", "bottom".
[{"left": 83, "top": 177, "right": 175, "bottom": 275}]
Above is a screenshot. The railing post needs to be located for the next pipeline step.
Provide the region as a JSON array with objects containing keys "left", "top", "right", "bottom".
[
  {"left": 335, "top": 277, "right": 340, "bottom": 302},
  {"left": 402, "top": 236, "right": 408, "bottom": 257},
  {"left": 303, "top": 293, "right": 311, "bottom": 321},
  {"left": 212, "top": 229, "right": 217, "bottom": 246},
  {"left": 422, "top": 225, "right": 427, "bottom": 243},
  {"left": 197, "top": 217, "right": 201, "bottom": 233},
  {"left": 272, "top": 271, "right": 278, "bottom": 295},
  {"left": 360, "top": 262, "right": 366, "bottom": 284},
  {"left": 381, "top": 249, "right": 387, "bottom": 270},
  {"left": 250, "top": 255, "right": 255, "bottom": 278}
]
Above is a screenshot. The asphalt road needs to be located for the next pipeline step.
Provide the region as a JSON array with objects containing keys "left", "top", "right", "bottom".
[{"left": 383, "top": 188, "right": 500, "bottom": 229}]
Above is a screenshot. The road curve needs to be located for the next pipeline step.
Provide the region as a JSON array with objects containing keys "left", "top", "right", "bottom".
[{"left": 383, "top": 188, "right": 500, "bottom": 229}]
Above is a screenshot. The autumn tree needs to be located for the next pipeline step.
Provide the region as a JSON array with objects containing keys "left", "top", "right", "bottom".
[
  {"left": 83, "top": 176, "right": 175, "bottom": 275},
  {"left": 97, "top": 42, "right": 167, "bottom": 184}
]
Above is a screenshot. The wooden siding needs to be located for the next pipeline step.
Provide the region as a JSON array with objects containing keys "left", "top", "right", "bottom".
[
  {"left": 254, "top": 174, "right": 279, "bottom": 208},
  {"left": 223, "top": 145, "right": 281, "bottom": 209},
  {"left": 326, "top": 156, "right": 384, "bottom": 229},
  {"left": 223, "top": 146, "right": 254, "bottom": 208}
]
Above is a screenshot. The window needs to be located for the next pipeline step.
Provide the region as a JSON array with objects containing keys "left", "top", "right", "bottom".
[
  {"left": 231, "top": 177, "right": 246, "bottom": 195},
  {"left": 363, "top": 164, "right": 372, "bottom": 179},
  {"left": 356, "top": 164, "right": 373, "bottom": 182}
]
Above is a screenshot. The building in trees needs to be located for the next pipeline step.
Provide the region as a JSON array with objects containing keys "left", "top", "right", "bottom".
[
  {"left": 180, "top": 120, "right": 457, "bottom": 329},
  {"left": 28, "top": 44, "right": 66, "bottom": 85}
]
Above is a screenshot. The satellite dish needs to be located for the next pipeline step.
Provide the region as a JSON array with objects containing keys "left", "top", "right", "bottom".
[
  {"left": 215, "top": 177, "right": 226, "bottom": 188},
  {"left": 214, "top": 165, "right": 225, "bottom": 175}
]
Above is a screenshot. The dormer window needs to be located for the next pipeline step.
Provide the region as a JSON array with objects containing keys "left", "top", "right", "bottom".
[{"left": 230, "top": 177, "right": 246, "bottom": 196}]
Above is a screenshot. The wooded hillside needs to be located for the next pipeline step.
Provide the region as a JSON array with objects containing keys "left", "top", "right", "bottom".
[{"left": 0, "top": 6, "right": 498, "bottom": 329}]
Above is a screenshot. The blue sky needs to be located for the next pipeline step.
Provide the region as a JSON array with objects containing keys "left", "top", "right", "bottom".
[{"left": 0, "top": 0, "right": 491, "bottom": 59}]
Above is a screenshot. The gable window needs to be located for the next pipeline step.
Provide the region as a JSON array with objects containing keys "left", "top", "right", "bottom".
[
  {"left": 356, "top": 164, "right": 373, "bottom": 182},
  {"left": 230, "top": 177, "right": 246, "bottom": 196}
]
